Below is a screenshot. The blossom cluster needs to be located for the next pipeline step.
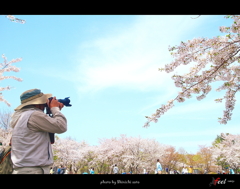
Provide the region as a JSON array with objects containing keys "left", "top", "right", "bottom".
[
  {"left": 211, "top": 133, "right": 240, "bottom": 169},
  {"left": 144, "top": 15, "right": 240, "bottom": 127},
  {"left": 0, "top": 127, "right": 12, "bottom": 146},
  {"left": 52, "top": 134, "right": 169, "bottom": 173},
  {"left": 0, "top": 54, "right": 22, "bottom": 106},
  {"left": 1, "top": 15, "right": 25, "bottom": 107},
  {"left": 5, "top": 15, "right": 26, "bottom": 24}
]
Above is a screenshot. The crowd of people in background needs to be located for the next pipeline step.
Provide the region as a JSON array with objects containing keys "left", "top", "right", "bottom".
[
  {"left": 49, "top": 165, "right": 69, "bottom": 174},
  {"left": 49, "top": 159, "right": 238, "bottom": 174}
]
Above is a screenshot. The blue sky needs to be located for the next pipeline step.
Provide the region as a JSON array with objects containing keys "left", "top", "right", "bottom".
[{"left": 1, "top": 15, "right": 239, "bottom": 154}]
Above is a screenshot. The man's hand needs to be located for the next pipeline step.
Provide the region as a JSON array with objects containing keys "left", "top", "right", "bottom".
[{"left": 47, "top": 97, "right": 64, "bottom": 110}]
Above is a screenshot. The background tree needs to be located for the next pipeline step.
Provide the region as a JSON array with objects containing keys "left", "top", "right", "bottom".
[
  {"left": 52, "top": 137, "right": 89, "bottom": 173},
  {"left": 144, "top": 15, "right": 240, "bottom": 127},
  {"left": 211, "top": 133, "right": 240, "bottom": 173},
  {"left": 185, "top": 153, "right": 196, "bottom": 167},
  {"left": 192, "top": 154, "right": 204, "bottom": 173},
  {"left": 196, "top": 145, "right": 213, "bottom": 172},
  {"left": 177, "top": 147, "right": 188, "bottom": 168},
  {"left": 0, "top": 108, "right": 13, "bottom": 147},
  {"left": 49, "top": 133, "right": 240, "bottom": 174},
  {"left": 161, "top": 146, "right": 180, "bottom": 172},
  {"left": 212, "top": 133, "right": 228, "bottom": 147},
  {"left": 81, "top": 135, "right": 167, "bottom": 174},
  {"left": 0, "top": 108, "right": 12, "bottom": 130},
  {"left": 0, "top": 127, "right": 12, "bottom": 147},
  {"left": 211, "top": 133, "right": 230, "bottom": 171}
]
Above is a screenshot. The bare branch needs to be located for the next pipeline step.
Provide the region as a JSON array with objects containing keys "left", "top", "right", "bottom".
[{"left": 191, "top": 15, "right": 201, "bottom": 19}]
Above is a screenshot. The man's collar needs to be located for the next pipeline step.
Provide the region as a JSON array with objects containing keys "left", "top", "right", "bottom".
[{"left": 21, "top": 105, "right": 44, "bottom": 112}]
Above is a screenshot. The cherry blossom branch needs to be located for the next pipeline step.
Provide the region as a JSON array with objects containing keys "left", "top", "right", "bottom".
[
  {"left": 5, "top": 15, "right": 26, "bottom": 24},
  {"left": 0, "top": 54, "right": 22, "bottom": 106},
  {"left": 191, "top": 15, "right": 201, "bottom": 19},
  {"left": 144, "top": 15, "right": 240, "bottom": 127}
]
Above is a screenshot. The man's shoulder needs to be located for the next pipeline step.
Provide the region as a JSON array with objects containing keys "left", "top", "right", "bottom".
[
  {"left": 13, "top": 106, "right": 37, "bottom": 115},
  {"left": 17, "top": 107, "right": 41, "bottom": 116}
]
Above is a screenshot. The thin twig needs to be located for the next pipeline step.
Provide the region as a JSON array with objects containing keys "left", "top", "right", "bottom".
[{"left": 191, "top": 15, "right": 201, "bottom": 19}]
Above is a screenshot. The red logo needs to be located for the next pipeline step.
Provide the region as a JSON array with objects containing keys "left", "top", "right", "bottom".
[{"left": 209, "top": 177, "right": 234, "bottom": 187}]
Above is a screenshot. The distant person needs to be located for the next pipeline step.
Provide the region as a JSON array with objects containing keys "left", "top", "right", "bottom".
[
  {"left": 49, "top": 167, "right": 54, "bottom": 174},
  {"left": 229, "top": 168, "right": 235, "bottom": 174},
  {"left": 60, "top": 165, "right": 66, "bottom": 174},
  {"left": 57, "top": 165, "right": 62, "bottom": 174},
  {"left": 182, "top": 166, "right": 188, "bottom": 174},
  {"left": 156, "top": 159, "right": 162, "bottom": 174},
  {"left": 53, "top": 166, "right": 58, "bottom": 174},
  {"left": 90, "top": 167, "right": 95, "bottom": 174},
  {"left": 113, "top": 164, "right": 119, "bottom": 174},
  {"left": 188, "top": 166, "right": 193, "bottom": 174},
  {"left": 64, "top": 168, "right": 69, "bottom": 174},
  {"left": 143, "top": 168, "right": 146, "bottom": 174},
  {"left": 165, "top": 167, "right": 169, "bottom": 174}
]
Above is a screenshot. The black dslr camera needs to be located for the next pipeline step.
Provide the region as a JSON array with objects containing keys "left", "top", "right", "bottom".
[
  {"left": 46, "top": 97, "right": 71, "bottom": 144},
  {"left": 46, "top": 97, "right": 72, "bottom": 115}
]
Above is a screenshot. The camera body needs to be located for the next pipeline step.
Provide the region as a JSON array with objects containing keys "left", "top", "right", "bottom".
[
  {"left": 49, "top": 97, "right": 72, "bottom": 107},
  {"left": 46, "top": 97, "right": 72, "bottom": 115}
]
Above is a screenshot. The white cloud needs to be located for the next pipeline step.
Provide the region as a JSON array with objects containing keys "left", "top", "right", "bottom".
[
  {"left": 141, "top": 85, "right": 240, "bottom": 120},
  {"left": 166, "top": 98, "right": 223, "bottom": 116},
  {"left": 138, "top": 89, "right": 225, "bottom": 119},
  {"left": 72, "top": 15, "right": 211, "bottom": 95},
  {"left": 146, "top": 124, "right": 240, "bottom": 139}
]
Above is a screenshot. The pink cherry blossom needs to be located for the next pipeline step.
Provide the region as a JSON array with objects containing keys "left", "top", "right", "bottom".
[
  {"left": 144, "top": 15, "right": 240, "bottom": 127},
  {"left": 211, "top": 133, "right": 240, "bottom": 169},
  {"left": 0, "top": 54, "right": 22, "bottom": 107}
]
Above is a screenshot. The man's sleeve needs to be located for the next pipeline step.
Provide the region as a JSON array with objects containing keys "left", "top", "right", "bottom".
[{"left": 28, "top": 107, "right": 67, "bottom": 133}]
